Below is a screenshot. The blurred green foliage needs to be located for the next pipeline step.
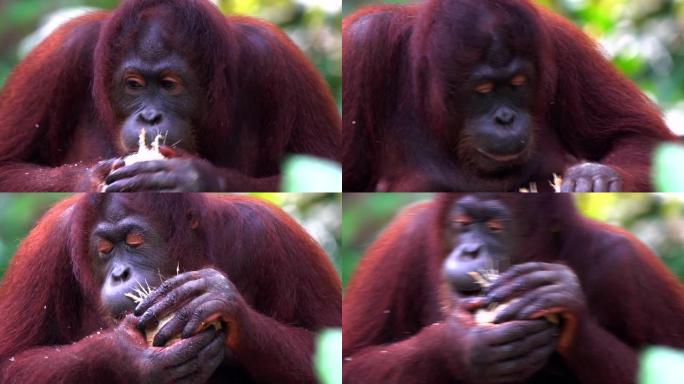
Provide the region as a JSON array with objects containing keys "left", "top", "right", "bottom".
[
  {"left": 0, "top": 193, "right": 341, "bottom": 280},
  {"left": 341, "top": 193, "right": 431, "bottom": 286},
  {"left": 315, "top": 328, "right": 342, "bottom": 384},
  {"left": 342, "top": 194, "right": 684, "bottom": 288},
  {"left": 0, "top": 193, "right": 70, "bottom": 280},
  {"left": 343, "top": 0, "right": 684, "bottom": 135},
  {"left": 654, "top": 143, "right": 684, "bottom": 191},
  {"left": 343, "top": 0, "right": 405, "bottom": 15},
  {"left": 0, "top": 0, "right": 341, "bottom": 107},
  {"left": 639, "top": 346, "right": 684, "bottom": 384},
  {"left": 282, "top": 155, "right": 343, "bottom": 192},
  {"left": 576, "top": 193, "right": 684, "bottom": 282},
  {"left": 536, "top": 0, "right": 684, "bottom": 114}
]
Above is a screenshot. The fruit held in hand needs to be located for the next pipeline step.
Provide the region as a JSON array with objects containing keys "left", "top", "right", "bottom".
[
  {"left": 125, "top": 281, "right": 222, "bottom": 347},
  {"left": 467, "top": 271, "right": 558, "bottom": 325},
  {"left": 474, "top": 301, "right": 514, "bottom": 325},
  {"left": 123, "top": 129, "right": 166, "bottom": 166}
]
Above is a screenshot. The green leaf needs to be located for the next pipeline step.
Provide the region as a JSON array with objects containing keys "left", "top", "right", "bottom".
[
  {"left": 282, "top": 155, "right": 342, "bottom": 192},
  {"left": 315, "top": 328, "right": 342, "bottom": 384},
  {"left": 654, "top": 143, "right": 684, "bottom": 192},
  {"left": 639, "top": 347, "right": 684, "bottom": 384}
]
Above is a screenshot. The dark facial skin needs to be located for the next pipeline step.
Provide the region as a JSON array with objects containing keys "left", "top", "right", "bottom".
[
  {"left": 91, "top": 196, "right": 176, "bottom": 319},
  {"left": 111, "top": 23, "right": 201, "bottom": 155},
  {"left": 101, "top": 22, "right": 226, "bottom": 192},
  {"left": 456, "top": 37, "right": 622, "bottom": 191},
  {"left": 441, "top": 196, "right": 561, "bottom": 383},
  {"left": 112, "top": 54, "right": 200, "bottom": 154},
  {"left": 439, "top": 196, "right": 592, "bottom": 383},
  {"left": 442, "top": 195, "right": 515, "bottom": 294},
  {"left": 459, "top": 55, "right": 536, "bottom": 174},
  {"left": 91, "top": 196, "right": 226, "bottom": 383}
]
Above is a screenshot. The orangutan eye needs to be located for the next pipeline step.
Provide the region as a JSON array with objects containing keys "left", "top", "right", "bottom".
[
  {"left": 124, "top": 75, "right": 146, "bottom": 91},
  {"left": 474, "top": 82, "right": 494, "bottom": 94},
  {"left": 454, "top": 214, "right": 474, "bottom": 227},
  {"left": 486, "top": 219, "right": 505, "bottom": 233},
  {"left": 125, "top": 233, "right": 144, "bottom": 247},
  {"left": 97, "top": 239, "right": 114, "bottom": 254},
  {"left": 160, "top": 78, "right": 179, "bottom": 90},
  {"left": 510, "top": 74, "right": 527, "bottom": 87}
]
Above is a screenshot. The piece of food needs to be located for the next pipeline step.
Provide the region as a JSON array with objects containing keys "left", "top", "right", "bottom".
[
  {"left": 123, "top": 129, "right": 166, "bottom": 166},
  {"left": 519, "top": 182, "right": 538, "bottom": 193},
  {"left": 125, "top": 281, "right": 222, "bottom": 347},
  {"left": 473, "top": 301, "right": 514, "bottom": 324},
  {"left": 467, "top": 271, "right": 558, "bottom": 325},
  {"left": 550, "top": 173, "right": 563, "bottom": 192},
  {"left": 519, "top": 173, "right": 563, "bottom": 193}
]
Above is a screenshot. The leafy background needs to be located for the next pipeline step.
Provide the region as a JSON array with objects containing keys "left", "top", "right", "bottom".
[
  {"left": 0, "top": 193, "right": 341, "bottom": 281},
  {"left": 338, "top": 0, "right": 684, "bottom": 286},
  {"left": 0, "top": 0, "right": 343, "bottom": 192},
  {"left": 342, "top": 193, "right": 684, "bottom": 288},
  {"left": 0, "top": 193, "right": 342, "bottom": 383},
  {"left": 0, "top": 0, "right": 342, "bottom": 108},
  {"left": 343, "top": 0, "right": 684, "bottom": 136}
]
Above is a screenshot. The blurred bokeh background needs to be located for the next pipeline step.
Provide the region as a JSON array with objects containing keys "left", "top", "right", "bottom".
[
  {"left": 343, "top": 0, "right": 684, "bottom": 136},
  {"left": 0, "top": 0, "right": 342, "bottom": 107},
  {"left": 342, "top": 193, "right": 684, "bottom": 288},
  {"left": 0, "top": 193, "right": 341, "bottom": 281},
  {"left": 0, "top": 193, "right": 342, "bottom": 384}
]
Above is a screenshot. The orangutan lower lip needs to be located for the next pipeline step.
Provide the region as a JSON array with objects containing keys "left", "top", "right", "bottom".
[{"left": 476, "top": 148, "right": 525, "bottom": 162}]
